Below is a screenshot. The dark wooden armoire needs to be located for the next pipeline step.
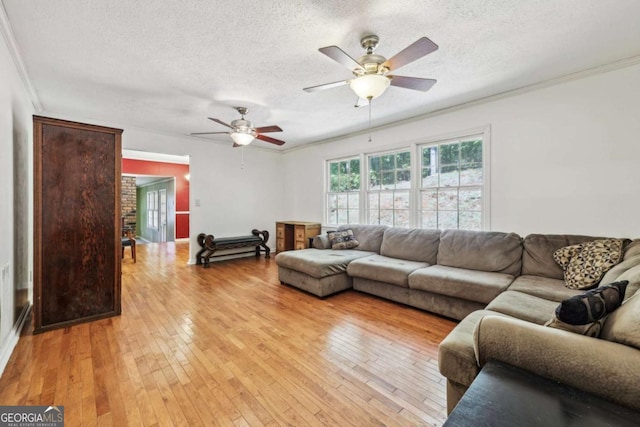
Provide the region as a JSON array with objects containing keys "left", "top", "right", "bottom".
[{"left": 33, "top": 116, "right": 123, "bottom": 333}]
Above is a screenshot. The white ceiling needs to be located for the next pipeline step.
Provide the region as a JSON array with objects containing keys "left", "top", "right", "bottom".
[{"left": 3, "top": 0, "right": 640, "bottom": 150}]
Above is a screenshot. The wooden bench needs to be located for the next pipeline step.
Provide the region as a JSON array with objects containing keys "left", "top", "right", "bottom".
[{"left": 196, "top": 229, "right": 270, "bottom": 268}]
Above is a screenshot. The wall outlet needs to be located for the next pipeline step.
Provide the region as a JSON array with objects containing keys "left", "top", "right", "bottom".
[{"left": 195, "top": 199, "right": 201, "bottom": 207}]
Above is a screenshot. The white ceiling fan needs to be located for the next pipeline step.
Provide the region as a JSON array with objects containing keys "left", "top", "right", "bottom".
[
  {"left": 191, "top": 107, "right": 285, "bottom": 147},
  {"left": 304, "top": 34, "right": 439, "bottom": 104}
]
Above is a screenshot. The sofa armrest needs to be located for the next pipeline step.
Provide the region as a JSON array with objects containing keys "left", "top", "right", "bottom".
[
  {"left": 312, "top": 234, "right": 332, "bottom": 249},
  {"left": 474, "top": 315, "right": 640, "bottom": 410}
]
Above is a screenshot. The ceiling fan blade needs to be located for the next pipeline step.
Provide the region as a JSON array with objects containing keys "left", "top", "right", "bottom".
[
  {"left": 208, "top": 117, "right": 234, "bottom": 129},
  {"left": 254, "top": 125, "right": 282, "bottom": 133},
  {"left": 389, "top": 76, "right": 437, "bottom": 92},
  {"left": 319, "top": 46, "right": 364, "bottom": 72},
  {"left": 190, "top": 131, "right": 230, "bottom": 135},
  {"left": 303, "top": 79, "right": 350, "bottom": 93},
  {"left": 383, "top": 37, "right": 438, "bottom": 71},
  {"left": 256, "top": 134, "right": 285, "bottom": 146}
]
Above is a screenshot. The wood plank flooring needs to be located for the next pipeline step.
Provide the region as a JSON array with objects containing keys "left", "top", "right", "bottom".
[{"left": 0, "top": 242, "right": 456, "bottom": 426}]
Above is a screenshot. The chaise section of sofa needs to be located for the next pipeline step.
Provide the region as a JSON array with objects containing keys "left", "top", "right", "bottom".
[
  {"left": 276, "top": 248, "right": 375, "bottom": 297},
  {"left": 275, "top": 224, "right": 387, "bottom": 297}
]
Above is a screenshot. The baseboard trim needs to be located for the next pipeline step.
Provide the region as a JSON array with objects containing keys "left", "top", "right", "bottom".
[{"left": 0, "top": 303, "right": 31, "bottom": 376}]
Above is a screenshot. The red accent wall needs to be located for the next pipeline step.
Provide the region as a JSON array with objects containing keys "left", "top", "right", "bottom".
[{"left": 122, "top": 158, "right": 190, "bottom": 238}]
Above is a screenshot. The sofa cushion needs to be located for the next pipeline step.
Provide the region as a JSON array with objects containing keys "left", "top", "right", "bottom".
[
  {"left": 328, "top": 229, "right": 360, "bottom": 249},
  {"left": 409, "top": 265, "right": 514, "bottom": 304},
  {"left": 508, "top": 275, "right": 583, "bottom": 302},
  {"left": 380, "top": 227, "right": 440, "bottom": 264},
  {"left": 521, "top": 234, "right": 606, "bottom": 279},
  {"left": 347, "top": 255, "right": 429, "bottom": 287},
  {"left": 486, "top": 291, "right": 559, "bottom": 325},
  {"left": 338, "top": 224, "right": 387, "bottom": 253},
  {"left": 275, "top": 249, "right": 375, "bottom": 279},
  {"left": 600, "top": 245, "right": 640, "bottom": 300},
  {"left": 436, "top": 230, "right": 523, "bottom": 276},
  {"left": 554, "top": 239, "right": 625, "bottom": 289},
  {"left": 600, "top": 291, "right": 640, "bottom": 350},
  {"left": 621, "top": 239, "right": 640, "bottom": 259},
  {"left": 555, "top": 281, "right": 627, "bottom": 325}
]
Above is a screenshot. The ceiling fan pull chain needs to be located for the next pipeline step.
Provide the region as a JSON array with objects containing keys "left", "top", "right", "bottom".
[
  {"left": 368, "top": 99, "right": 373, "bottom": 142},
  {"left": 241, "top": 146, "right": 245, "bottom": 169}
]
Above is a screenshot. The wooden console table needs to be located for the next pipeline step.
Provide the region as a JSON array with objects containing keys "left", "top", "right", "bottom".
[
  {"left": 275, "top": 221, "right": 321, "bottom": 252},
  {"left": 444, "top": 360, "right": 639, "bottom": 427}
]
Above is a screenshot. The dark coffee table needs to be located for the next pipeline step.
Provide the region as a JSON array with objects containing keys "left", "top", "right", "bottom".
[{"left": 444, "top": 360, "right": 639, "bottom": 427}]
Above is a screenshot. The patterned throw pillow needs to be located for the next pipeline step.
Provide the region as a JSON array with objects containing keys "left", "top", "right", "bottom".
[
  {"left": 328, "top": 229, "right": 359, "bottom": 250},
  {"left": 545, "top": 281, "right": 628, "bottom": 336},
  {"left": 557, "top": 280, "right": 628, "bottom": 325},
  {"left": 553, "top": 239, "right": 625, "bottom": 289}
]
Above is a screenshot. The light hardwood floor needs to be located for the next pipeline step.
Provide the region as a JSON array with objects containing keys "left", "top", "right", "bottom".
[{"left": 0, "top": 242, "right": 457, "bottom": 426}]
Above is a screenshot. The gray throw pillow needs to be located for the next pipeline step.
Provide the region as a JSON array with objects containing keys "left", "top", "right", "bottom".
[{"left": 328, "top": 229, "right": 359, "bottom": 250}]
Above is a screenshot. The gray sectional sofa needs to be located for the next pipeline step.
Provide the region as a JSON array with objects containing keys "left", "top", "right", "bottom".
[{"left": 275, "top": 225, "right": 640, "bottom": 413}]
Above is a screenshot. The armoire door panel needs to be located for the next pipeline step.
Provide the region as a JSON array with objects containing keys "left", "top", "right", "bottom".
[{"left": 34, "top": 116, "right": 122, "bottom": 333}]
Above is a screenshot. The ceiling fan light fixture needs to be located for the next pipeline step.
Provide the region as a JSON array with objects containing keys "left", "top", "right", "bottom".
[
  {"left": 230, "top": 131, "right": 255, "bottom": 146},
  {"left": 349, "top": 74, "right": 390, "bottom": 100}
]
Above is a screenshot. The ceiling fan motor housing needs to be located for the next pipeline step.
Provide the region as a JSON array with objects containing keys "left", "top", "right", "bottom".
[
  {"left": 355, "top": 54, "right": 388, "bottom": 76},
  {"left": 231, "top": 118, "right": 255, "bottom": 135}
]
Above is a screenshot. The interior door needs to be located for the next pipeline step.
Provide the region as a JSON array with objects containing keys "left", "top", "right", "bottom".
[{"left": 159, "top": 188, "right": 167, "bottom": 242}]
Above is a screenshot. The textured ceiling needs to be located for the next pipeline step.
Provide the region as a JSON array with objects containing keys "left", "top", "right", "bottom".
[{"left": 4, "top": 0, "right": 640, "bottom": 150}]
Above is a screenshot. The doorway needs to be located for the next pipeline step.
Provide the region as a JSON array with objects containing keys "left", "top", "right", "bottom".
[
  {"left": 121, "top": 151, "right": 191, "bottom": 242},
  {"left": 137, "top": 177, "right": 175, "bottom": 243}
]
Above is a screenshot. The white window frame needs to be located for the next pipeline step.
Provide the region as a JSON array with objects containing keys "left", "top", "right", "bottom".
[
  {"left": 365, "top": 148, "right": 412, "bottom": 227},
  {"left": 322, "top": 127, "right": 490, "bottom": 229},
  {"left": 324, "top": 156, "right": 362, "bottom": 226},
  {"left": 417, "top": 130, "right": 490, "bottom": 230}
]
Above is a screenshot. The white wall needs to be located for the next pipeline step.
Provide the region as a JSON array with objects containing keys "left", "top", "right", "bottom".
[
  {"left": 282, "top": 62, "right": 640, "bottom": 238},
  {"left": 121, "top": 129, "right": 285, "bottom": 262},
  {"left": 0, "top": 24, "right": 34, "bottom": 374}
]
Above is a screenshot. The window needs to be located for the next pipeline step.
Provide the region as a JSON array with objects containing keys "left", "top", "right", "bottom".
[
  {"left": 419, "top": 136, "right": 483, "bottom": 230},
  {"left": 323, "top": 130, "right": 487, "bottom": 229},
  {"left": 147, "top": 191, "right": 158, "bottom": 229},
  {"left": 367, "top": 150, "right": 411, "bottom": 227},
  {"left": 326, "top": 157, "right": 360, "bottom": 225}
]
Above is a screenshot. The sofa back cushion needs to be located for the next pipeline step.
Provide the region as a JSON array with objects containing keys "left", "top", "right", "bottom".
[
  {"left": 600, "top": 291, "right": 640, "bottom": 350},
  {"left": 337, "top": 224, "right": 387, "bottom": 253},
  {"left": 437, "top": 230, "right": 523, "bottom": 275},
  {"left": 380, "top": 227, "right": 440, "bottom": 264},
  {"left": 522, "top": 234, "right": 607, "bottom": 279},
  {"left": 600, "top": 239, "right": 640, "bottom": 299}
]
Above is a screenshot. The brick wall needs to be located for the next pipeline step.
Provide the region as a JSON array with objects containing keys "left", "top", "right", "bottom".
[{"left": 121, "top": 176, "right": 137, "bottom": 235}]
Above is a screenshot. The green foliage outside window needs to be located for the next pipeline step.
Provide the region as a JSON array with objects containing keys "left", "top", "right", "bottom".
[
  {"left": 369, "top": 151, "right": 411, "bottom": 189},
  {"left": 329, "top": 158, "right": 360, "bottom": 192}
]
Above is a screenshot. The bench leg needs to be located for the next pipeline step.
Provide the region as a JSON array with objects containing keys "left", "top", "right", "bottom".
[{"left": 262, "top": 243, "right": 270, "bottom": 259}]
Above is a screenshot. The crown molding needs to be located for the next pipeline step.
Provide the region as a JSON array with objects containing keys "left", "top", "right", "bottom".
[{"left": 0, "top": 1, "right": 42, "bottom": 112}]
